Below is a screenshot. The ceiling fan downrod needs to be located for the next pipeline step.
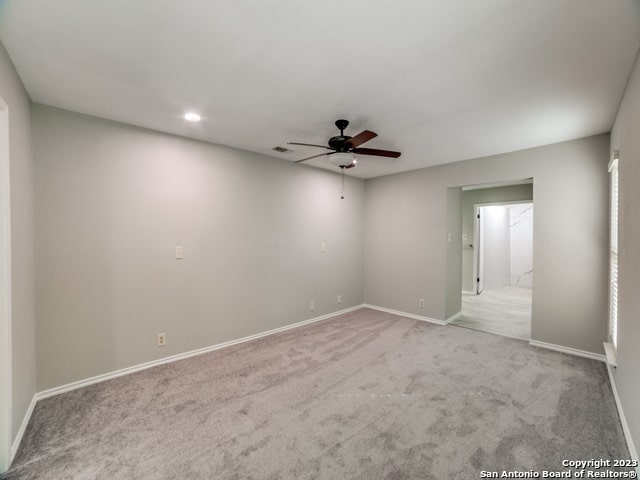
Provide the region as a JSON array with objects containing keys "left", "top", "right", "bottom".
[{"left": 335, "top": 119, "right": 349, "bottom": 136}]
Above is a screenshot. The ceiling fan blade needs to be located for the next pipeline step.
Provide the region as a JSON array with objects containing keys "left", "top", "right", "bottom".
[
  {"left": 295, "top": 152, "right": 336, "bottom": 163},
  {"left": 287, "top": 142, "right": 333, "bottom": 150},
  {"left": 351, "top": 147, "right": 401, "bottom": 158},
  {"left": 345, "top": 130, "right": 377, "bottom": 148}
]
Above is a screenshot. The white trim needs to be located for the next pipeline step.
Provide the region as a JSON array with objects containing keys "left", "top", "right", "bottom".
[
  {"left": 608, "top": 159, "right": 619, "bottom": 351},
  {"left": 37, "top": 305, "right": 363, "bottom": 400},
  {"left": 473, "top": 200, "right": 533, "bottom": 208},
  {"left": 609, "top": 151, "right": 619, "bottom": 172},
  {"left": 605, "top": 362, "right": 638, "bottom": 467},
  {"left": 528, "top": 340, "right": 606, "bottom": 362},
  {"left": 6, "top": 305, "right": 365, "bottom": 462},
  {"left": 444, "top": 310, "right": 462, "bottom": 325},
  {"left": 451, "top": 322, "right": 529, "bottom": 342},
  {"left": 5, "top": 304, "right": 367, "bottom": 463},
  {"left": 9, "top": 305, "right": 633, "bottom": 472},
  {"left": 363, "top": 304, "right": 445, "bottom": 325},
  {"left": 9, "top": 394, "right": 36, "bottom": 464},
  {"left": 462, "top": 178, "right": 533, "bottom": 191},
  {"left": 473, "top": 204, "right": 480, "bottom": 294},
  {"left": 461, "top": 290, "right": 475, "bottom": 295},
  {"left": 603, "top": 342, "right": 617, "bottom": 368},
  {"left": 0, "top": 97, "right": 12, "bottom": 473}
]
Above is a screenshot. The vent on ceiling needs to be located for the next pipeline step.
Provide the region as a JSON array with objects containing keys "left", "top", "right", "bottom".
[{"left": 273, "top": 146, "right": 292, "bottom": 153}]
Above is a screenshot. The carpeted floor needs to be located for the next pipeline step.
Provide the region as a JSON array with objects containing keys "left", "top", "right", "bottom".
[{"left": 2, "top": 308, "right": 631, "bottom": 479}]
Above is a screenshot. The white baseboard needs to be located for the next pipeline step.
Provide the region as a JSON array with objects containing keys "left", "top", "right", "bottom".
[
  {"left": 449, "top": 322, "right": 529, "bottom": 342},
  {"left": 12, "top": 306, "right": 631, "bottom": 472},
  {"left": 605, "top": 363, "right": 639, "bottom": 466},
  {"left": 603, "top": 342, "right": 618, "bottom": 367},
  {"left": 461, "top": 290, "right": 475, "bottom": 295},
  {"left": 9, "top": 304, "right": 365, "bottom": 464},
  {"left": 363, "top": 304, "right": 445, "bottom": 326},
  {"left": 528, "top": 339, "right": 606, "bottom": 363},
  {"left": 529, "top": 340, "right": 637, "bottom": 468},
  {"left": 10, "top": 394, "right": 37, "bottom": 464},
  {"left": 444, "top": 310, "right": 462, "bottom": 325},
  {"left": 38, "top": 304, "right": 365, "bottom": 400}
]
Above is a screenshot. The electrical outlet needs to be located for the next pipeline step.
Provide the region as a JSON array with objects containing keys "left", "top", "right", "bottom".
[
  {"left": 157, "top": 333, "right": 167, "bottom": 347},
  {"left": 419, "top": 299, "right": 425, "bottom": 308},
  {"left": 337, "top": 295, "right": 342, "bottom": 305},
  {"left": 321, "top": 242, "right": 327, "bottom": 252},
  {"left": 309, "top": 301, "right": 315, "bottom": 311}
]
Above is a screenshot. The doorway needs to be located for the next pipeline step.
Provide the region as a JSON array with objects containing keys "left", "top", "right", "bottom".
[
  {"left": 452, "top": 191, "right": 533, "bottom": 340},
  {"left": 475, "top": 203, "right": 533, "bottom": 293},
  {"left": 0, "top": 96, "right": 11, "bottom": 471}
]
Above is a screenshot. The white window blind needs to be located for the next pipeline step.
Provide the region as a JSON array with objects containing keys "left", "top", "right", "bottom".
[{"left": 608, "top": 154, "right": 619, "bottom": 351}]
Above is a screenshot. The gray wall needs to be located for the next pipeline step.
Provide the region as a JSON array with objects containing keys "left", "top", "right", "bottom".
[
  {"left": 461, "top": 185, "right": 533, "bottom": 292},
  {"left": 33, "top": 105, "right": 365, "bottom": 390},
  {"left": 611, "top": 49, "right": 640, "bottom": 458},
  {"left": 364, "top": 134, "right": 610, "bottom": 354},
  {"left": 0, "top": 40, "right": 36, "bottom": 468}
]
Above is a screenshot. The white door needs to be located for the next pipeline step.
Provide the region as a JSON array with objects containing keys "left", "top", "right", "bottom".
[{"left": 475, "top": 207, "right": 484, "bottom": 294}]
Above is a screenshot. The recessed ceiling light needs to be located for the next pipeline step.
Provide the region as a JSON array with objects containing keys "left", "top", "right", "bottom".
[{"left": 184, "top": 112, "right": 201, "bottom": 122}]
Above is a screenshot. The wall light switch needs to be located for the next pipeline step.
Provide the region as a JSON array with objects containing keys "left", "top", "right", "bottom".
[
  {"left": 176, "top": 246, "right": 184, "bottom": 259},
  {"left": 321, "top": 242, "right": 327, "bottom": 252}
]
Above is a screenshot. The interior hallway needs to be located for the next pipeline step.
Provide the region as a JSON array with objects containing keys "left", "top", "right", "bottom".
[{"left": 452, "top": 286, "right": 532, "bottom": 340}]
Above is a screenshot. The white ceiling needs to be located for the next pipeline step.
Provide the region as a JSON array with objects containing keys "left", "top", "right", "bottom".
[{"left": 1, "top": 0, "right": 639, "bottom": 178}]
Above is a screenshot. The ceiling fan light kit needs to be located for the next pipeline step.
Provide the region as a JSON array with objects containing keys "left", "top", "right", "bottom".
[{"left": 330, "top": 152, "right": 356, "bottom": 168}]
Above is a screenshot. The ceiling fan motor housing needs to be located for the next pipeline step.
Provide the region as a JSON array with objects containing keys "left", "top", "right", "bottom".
[{"left": 328, "top": 135, "right": 352, "bottom": 150}]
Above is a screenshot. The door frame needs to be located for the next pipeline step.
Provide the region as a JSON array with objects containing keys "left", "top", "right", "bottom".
[
  {"left": 0, "top": 96, "right": 12, "bottom": 472},
  {"left": 472, "top": 200, "right": 532, "bottom": 295}
]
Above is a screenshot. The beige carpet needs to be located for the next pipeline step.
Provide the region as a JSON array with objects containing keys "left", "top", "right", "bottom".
[{"left": 2, "top": 308, "right": 631, "bottom": 479}]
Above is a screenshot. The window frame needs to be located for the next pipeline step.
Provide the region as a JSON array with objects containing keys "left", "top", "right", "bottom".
[{"left": 608, "top": 151, "right": 619, "bottom": 353}]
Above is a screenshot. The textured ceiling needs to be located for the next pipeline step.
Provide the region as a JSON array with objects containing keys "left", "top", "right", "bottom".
[{"left": 1, "top": 0, "right": 639, "bottom": 178}]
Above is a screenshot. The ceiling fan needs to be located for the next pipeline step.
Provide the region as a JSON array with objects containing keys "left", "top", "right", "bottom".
[{"left": 288, "top": 119, "right": 401, "bottom": 169}]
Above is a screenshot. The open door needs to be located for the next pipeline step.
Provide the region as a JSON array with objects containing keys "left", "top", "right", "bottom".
[{"left": 474, "top": 207, "right": 484, "bottom": 294}]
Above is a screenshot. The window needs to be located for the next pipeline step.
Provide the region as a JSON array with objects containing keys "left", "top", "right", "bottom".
[{"left": 608, "top": 152, "right": 619, "bottom": 352}]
